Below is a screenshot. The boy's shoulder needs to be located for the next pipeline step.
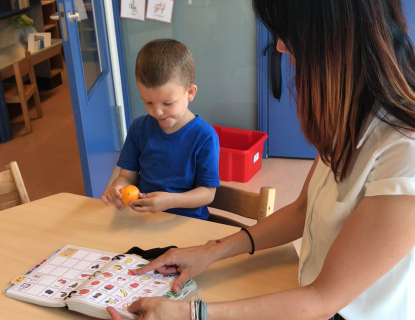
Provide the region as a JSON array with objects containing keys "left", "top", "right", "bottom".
[
  {"left": 131, "top": 114, "right": 153, "bottom": 127},
  {"left": 130, "top": 115, "right": 156, "bottom": 133},
  {"left": 188, "top": 115, "right": 217, "bottom": 136}
]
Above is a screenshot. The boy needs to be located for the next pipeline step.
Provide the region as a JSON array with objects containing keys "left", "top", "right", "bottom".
[{"left": 101, "top": 39, "right": 220, "bottom": 220}]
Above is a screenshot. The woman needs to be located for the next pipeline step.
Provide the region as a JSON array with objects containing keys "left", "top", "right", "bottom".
[{"left": 108, "top": 0, "right": 415, "bottom": 319}]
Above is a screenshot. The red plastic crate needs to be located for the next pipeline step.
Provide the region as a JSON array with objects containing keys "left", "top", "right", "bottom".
[{"left": 212, "top": 125, "right": 268, "bottom": 182}]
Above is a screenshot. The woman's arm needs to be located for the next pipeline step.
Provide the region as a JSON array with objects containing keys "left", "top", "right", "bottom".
[
  {"left": 210, "top": 154, "right": 319, "bottom": 261},
  {"left": 205, "top": 194, "right": 415, "bottom": 320},
  {"left": 130, "top": 156, "right": 319, "bottom": 292},
  {"left": 126, "top": 194, "right": 415, "bottom": 320}
]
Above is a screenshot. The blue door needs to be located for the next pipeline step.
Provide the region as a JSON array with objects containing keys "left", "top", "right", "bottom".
[
  {"left": 406, "top": 0, "right": 415, "bottom": 46},
  {"left": 260, "top": 1, "right": 415, "bottom": 159},
  {"left": 56, "top": 0, "right": 122, "bottom": 198},
  {"left": 258, "top": 23, "right": 316, "bottom": 159}
]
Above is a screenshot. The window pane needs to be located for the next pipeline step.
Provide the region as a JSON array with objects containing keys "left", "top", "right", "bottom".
[{"left": 76, "top": 0, "right": 102, "bottom": 92}]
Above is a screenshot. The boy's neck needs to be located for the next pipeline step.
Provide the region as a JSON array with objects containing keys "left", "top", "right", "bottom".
[{"left": 160, "top": 110, "right": 196, "bottom": 134}]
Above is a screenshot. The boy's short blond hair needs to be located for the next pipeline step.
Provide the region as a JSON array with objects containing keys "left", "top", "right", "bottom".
[{"left": 135, "top": 39, "right": 195, "bottom": 89}]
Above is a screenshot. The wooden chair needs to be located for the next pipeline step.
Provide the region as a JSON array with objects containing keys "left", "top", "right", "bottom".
[
  {"left": 208, "top": 185, "right": 276, "bottom": 228},
  {"left": 0, "top": 161, "right": 30, "bottom": 211},
  {"left": 2, "top": 51, "right": 43, "bottom": 134}
]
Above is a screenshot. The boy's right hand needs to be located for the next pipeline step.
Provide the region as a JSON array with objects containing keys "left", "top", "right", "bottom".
[{"left": 101, "top": 185, "right": 126, "bottom": 211}]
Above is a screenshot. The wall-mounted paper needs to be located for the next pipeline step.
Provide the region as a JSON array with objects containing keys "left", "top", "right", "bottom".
[
  {"left": 120, "top": 0, "right": 146, "bottom": 21},
  {"left": 27, "top": 33, "right": 51, "bottom": 53},
  {"left": 146, "top": 0, "right": 174, "bottom": 23}
]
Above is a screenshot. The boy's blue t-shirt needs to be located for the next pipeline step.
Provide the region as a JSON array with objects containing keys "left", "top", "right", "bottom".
[{"left": 117, "top": 115, "right": 220, "bottom": 220}]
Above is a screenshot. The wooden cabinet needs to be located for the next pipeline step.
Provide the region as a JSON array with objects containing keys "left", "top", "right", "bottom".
[
  {"left": 0, "top": 0, "right": 63, "bottom": 90},
  {"left": 0, "top": 2, "right": 15, "bottom": 18},
  {"left": 33, "top": 0, "right": 63, "bottom": 90},
  {"left": 40, "top": 0, "right": 59, "bottom": 39},
  {"left": 0, "top": 0, "right": 41, "bottom": 19}
]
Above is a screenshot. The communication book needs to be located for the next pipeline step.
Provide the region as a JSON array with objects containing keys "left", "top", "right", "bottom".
[{"left": 4, "top": 245, "right": 197, "bottom": 319}]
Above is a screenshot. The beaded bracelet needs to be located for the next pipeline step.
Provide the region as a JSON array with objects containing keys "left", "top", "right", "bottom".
[{"left": 190, "top": 300, "right": 196, "bottom": 320}]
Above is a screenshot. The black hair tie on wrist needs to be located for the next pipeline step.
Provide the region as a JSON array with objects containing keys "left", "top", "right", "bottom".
[{"left": 241, "top": 228, "right": 255, "bottom": 255}]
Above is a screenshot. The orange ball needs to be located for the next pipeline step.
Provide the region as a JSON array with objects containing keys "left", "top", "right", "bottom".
[{"left": 119, "top": 185, "right": 140, "bottom": 206}]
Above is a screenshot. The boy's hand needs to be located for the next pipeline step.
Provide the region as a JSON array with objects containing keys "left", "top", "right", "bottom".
[
  {"left": 101, "top": 185, "right": 126, "bottom": 211},
  {"left": 130, "top": 192, "right": 172, "bottom": 213}
]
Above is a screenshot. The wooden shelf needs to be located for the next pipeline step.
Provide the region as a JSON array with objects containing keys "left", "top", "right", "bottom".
[
  {"left": 44, "top": 24, "right": 56, "bottom": 31},
  {"left": 39, "top": 1, "right": 63, "bottom": 90},
  {"left": 0, "top": 0, "right": 41, "bottom": 19},
  {"left": 41, "top": 0, "right": 55, "bottom": 5},
  {"left": 50, "top": 68, "right": 63, "bottom": 77},
  {"left": 0, "top": 2, "right": 63, "bottom": 91}
]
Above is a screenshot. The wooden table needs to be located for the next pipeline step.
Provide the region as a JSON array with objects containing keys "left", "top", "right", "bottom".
[
  {"left": 0, "top": 39, "right": 63, "bottom": 80},
  {"left": 0, "top": 39, "right": 64, "bottom": 142},
  {"left": 0, "top": 193, "right": 299, "bottom": 319}
]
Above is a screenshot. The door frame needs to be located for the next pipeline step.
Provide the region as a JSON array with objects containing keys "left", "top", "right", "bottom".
[
  {"left": 57, "top": 0, "right": 131, "bottom": 197},
  {"left": 257, "top": 21, "right": 316, "bottom": 159},
  {"left": 104, "top": 0, "right": 132, "bottom": 139},
  {"left": 257, "top": 21, "right": 269, "bottom": 157}
]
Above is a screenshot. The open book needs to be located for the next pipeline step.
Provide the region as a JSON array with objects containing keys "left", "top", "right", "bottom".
[{"left": 4, "top": 245, "right": 197, "bottom": 319}]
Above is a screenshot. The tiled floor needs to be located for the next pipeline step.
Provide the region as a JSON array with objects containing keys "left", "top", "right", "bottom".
[{"left": 0, "top": 67, "right": 313, "bottom": 225}]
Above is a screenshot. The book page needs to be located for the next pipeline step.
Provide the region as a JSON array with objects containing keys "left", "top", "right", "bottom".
[
  {"left": 67, "top": 255, "right": 197, "bottom": 319},
  {"left": 5, "top": 245, "right": 115, "bottom": 307}
]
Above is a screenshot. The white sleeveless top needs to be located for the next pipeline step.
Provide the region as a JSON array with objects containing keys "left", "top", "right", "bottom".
[{"left": 299, "top": 111, "right": 415, "bottom": 319}]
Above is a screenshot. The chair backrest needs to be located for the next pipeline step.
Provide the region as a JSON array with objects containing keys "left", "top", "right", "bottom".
[
  {"left": 208, "top": 185, "right": 276, "bottom": 226},
  {"left": 12, "top": 51, "right": 36, "bottom": 87},
  {"left": 0, "top": 161, "right": 30, "bottom": 210}
]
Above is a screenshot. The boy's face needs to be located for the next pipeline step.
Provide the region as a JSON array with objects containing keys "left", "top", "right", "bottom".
[{"left": 137, "top": 81, "right": 197, "bottom": 134}]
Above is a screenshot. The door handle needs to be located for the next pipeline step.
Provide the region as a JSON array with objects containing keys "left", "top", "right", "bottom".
[
  {"left": 67, "top": 12, "right": 80, "bottom": 23},
  {"left": 271, "top": 50, "right": 282, "bottom": 101},
  {"left": 58, "top": 3, "right": 80, "bottom": 42},
  {"left": 58, "top": 3, "right": 68, "bottom": 41},
  {"left": 50, "top": 12, "right": 59, "bottom": 21}
]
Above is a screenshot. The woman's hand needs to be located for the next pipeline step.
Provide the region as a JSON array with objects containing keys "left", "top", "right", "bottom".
[
  {"left": 101, "top": 184, "right": 126, "bottom": 211},
  {"left": 130, "top": 245, "right": 216, "bottom": 293},
  {"left": 107, "top": 298, "right": 189, "bottom": 320},
  {"left": 130, "top": 192, "right": 172, "bottom": 213}
]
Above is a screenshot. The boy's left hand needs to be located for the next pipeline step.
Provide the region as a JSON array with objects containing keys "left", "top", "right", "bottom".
[{"left": 130, "top": 192, "right": 172, "bottom": 213}]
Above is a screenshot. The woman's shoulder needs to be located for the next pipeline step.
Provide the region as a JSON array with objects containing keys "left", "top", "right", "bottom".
[
  {"left": 372, "top": 114, "right": 415, "bottom": 152},
  {"left": 362, "top": 113, "right": 415, "bottom": 181},
  {"left": 358, "top": 104, "right": 415, "bottom": 153}
]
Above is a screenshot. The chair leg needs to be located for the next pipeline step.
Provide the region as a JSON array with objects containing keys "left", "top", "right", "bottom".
[
  {"left": 33, "top": 89, "right": 43, "bottom": 118},
  {"left": 20, "top": 99, "right": 33, "bottom": 134}
]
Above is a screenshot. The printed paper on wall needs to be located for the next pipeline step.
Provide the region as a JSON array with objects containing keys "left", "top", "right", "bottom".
[
  {"left": 146, "top": 0, "right": 174, "bottom": 23},
  {"left": 120, "top": 0, "right": 146, "bottom": 21}
]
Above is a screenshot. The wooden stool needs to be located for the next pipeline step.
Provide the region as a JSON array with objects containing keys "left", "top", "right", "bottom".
[{"left": 3, "top": 51, "right": 43, "bottom": 134}]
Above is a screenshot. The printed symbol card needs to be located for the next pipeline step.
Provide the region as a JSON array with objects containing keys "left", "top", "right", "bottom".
[{"left": 4, "top": 245, "right": 197, "bottom": 319}]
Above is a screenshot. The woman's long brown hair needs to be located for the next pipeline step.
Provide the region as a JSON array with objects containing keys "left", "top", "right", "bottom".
[{"left": 253, "top": 0, "right": 415, "bottom": 181}]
